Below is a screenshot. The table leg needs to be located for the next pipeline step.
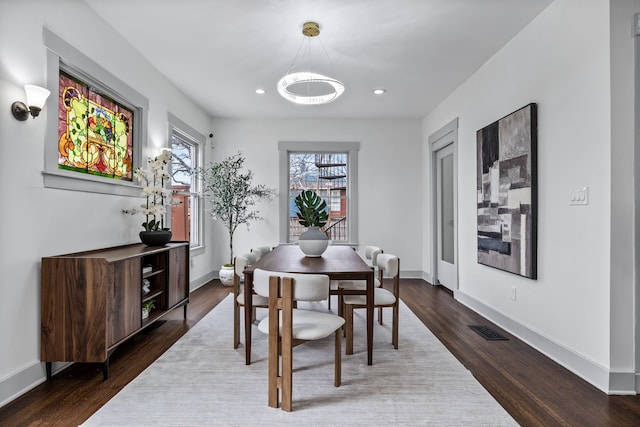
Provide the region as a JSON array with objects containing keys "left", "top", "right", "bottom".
[
  {"left": 244, "top": 272, "right": 253, "bottom": 365},
  {"left": 367, "top": 270, "right": 374, "bottom": 365}
]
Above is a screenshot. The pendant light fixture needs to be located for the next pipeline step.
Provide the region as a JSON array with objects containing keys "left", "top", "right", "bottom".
[{"left": 277, "top": 21, "right": 344, "bottom": 105}]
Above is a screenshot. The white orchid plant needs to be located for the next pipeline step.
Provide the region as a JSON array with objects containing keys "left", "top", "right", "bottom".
[{"left": 123, "top": 150, "right": 178, "bottom": 231}]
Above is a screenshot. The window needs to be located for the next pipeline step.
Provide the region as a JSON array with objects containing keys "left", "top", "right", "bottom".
[
  {"left": 288, "top": 153, "right": 348, "bottom": 241},
  {"left": 279, "top": 141, "right": 359, "bottom": 245},
  {"left": 43, "top": 28, "right": 148, "bottom": 196},
  {"left": 168, "top": 113, "right": 204, "bottom": 250},
  {"left": 58, "top": 71, "right": 134, "bottom": 180}
]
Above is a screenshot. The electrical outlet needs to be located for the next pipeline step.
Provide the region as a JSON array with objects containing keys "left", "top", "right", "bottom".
[{"left": 511, "top": 286, "right": 517, "bottom": 301}]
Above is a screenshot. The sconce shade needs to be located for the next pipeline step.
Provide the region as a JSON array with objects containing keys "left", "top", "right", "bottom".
[
  {"left": 12, "top": 84, "right": 51, "bottom": 121},
  {"left": 25, "top": 85, "right": 51, "bottom": 110}
]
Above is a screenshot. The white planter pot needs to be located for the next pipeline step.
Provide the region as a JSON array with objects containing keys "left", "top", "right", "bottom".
[
  {"left": 219, "top": 265, "right": 235, "bottom": 286},
  {"left": 298, "top": 226, "right": 329, "bottom": 257}
]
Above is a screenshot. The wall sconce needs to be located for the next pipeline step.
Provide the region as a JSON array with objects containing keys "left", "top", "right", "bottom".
[{"left": 11, "top": 84, "right": 51, "bottom": 121}]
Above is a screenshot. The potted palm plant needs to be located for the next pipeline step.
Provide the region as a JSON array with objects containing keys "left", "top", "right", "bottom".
[
  {"left": 193, "top": 152, "right": 275, "bottom": 285},
  {"left": 294, "top": 190, "right": 329, "bottom": 257}
]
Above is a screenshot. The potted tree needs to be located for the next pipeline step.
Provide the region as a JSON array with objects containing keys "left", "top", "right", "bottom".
[
  {"left": 194, "top": 152, "right": 275, "bottom": 285},
  {"left": 294, "top": 190, "right": 329, "bottom": 257}
]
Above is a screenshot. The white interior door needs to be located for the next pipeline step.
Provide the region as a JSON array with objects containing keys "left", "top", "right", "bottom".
[{"left": 436, "top": 143, "right": 457, "bottom": 290}]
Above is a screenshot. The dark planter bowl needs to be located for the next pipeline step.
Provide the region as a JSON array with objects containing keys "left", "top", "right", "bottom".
[{"left": 139, "top": 230, "right": 172, "bottom": 246}]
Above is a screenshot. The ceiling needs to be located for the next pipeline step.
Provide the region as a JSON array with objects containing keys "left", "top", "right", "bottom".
[{"left": 83, "top": 0, "right": 553, "bottom": 119}]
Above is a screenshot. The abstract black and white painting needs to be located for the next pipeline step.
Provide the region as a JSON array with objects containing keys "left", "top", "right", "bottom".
[{"left": 476, "top": 103, "right": 537, "bottom": 279}]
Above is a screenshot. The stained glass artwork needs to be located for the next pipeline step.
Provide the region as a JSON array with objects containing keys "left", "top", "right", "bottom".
[{"left": 57, "top": 71, "right": 134, "bottom": 180}]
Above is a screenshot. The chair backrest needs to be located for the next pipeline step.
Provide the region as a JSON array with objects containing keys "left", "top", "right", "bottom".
[
  {"left": 234, "top": 253, "right": 257, "bottom": 276},
  {"left": 251, "top": 246, "right": 272, "bottom": 261},
  {"left": 364, "top": 245, "right": 383, "bottom": 266},
  {"left": 377, "top": 253, "right": 399, "bottom": 278},
  {"left": 253, "top": 268, "right": 329, "bottom": 302}
]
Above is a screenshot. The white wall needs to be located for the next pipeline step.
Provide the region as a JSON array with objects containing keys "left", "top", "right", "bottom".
[
  {"left": 0, "top": 0, "right": 212, "bottom": 406},
  {"left": 209, "top": 118, "right": 423, "bottom": 274},
  {"left": 423, "top": 0, "right": 638, "bottom": 393}
]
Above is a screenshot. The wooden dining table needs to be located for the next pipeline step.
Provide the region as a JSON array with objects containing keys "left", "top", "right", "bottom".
[{"left": 243, "top": 244, "right": 375, "bottom": 365}]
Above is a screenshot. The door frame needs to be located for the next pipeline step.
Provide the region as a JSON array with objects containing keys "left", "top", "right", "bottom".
[
  {"left": 634, "top": 11, "right": 640, "bottom": 393},
  {"left": 429, "top": 118, "right": 459, "bottom": 291}
]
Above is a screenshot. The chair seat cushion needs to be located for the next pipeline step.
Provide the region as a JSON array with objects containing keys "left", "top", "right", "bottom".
[
  {"left": 336, "top": 279, "right": 381, "bottom": 289},
  {"left": 258, "top": 309, "right": 345, "bottom": 341},
  {"left": 236, "top": 292, "right": 269, "bottom": 307},
  {"left": 343, "top": 287, "right": 396, "bottom": 306}
]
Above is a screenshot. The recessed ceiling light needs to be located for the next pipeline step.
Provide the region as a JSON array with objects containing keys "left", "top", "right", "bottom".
[
  {"left": 255, "top": 89, "right": 266, "bottom": 95},
  {"left": 373, "top": 88, "right": 386, "bottom": 95}
]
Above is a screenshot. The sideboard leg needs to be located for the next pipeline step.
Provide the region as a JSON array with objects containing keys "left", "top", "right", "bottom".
[
  {"left": 183, "top": 304, "right": 187, "bottom": 319},
  {"left": 46, "top": 362, "right": 52, "bottom": 380},
  {"left": 102, "top": 359, "right": 109, "bottom": 381}
]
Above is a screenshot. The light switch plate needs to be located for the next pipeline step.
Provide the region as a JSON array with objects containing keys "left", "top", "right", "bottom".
[{"left": 570, "top": 186, "right": 589, "bottom": 205}]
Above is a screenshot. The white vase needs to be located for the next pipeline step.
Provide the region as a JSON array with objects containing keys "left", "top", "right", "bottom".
[
  {"left": 219, "top": 265, "right": 235, "bottom": 286},
  {"left": 298, "top": 226, "right": 329, "bottom": 257}
]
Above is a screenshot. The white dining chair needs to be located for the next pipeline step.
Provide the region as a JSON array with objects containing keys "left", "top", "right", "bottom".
[
  {"left": 251, "top": 246, "right": 272, "bottom": 261},
  {"left": 342, "top": 253, "right": 400, "bottom": 355},
  {"left": 233, "top": 253, "right": 268, "bottom": 349},
  {"left": 329, "top": 245, "right": 383, "bottom": 313},
  {"left": 253, "top": 268, "right": 345, "bottom": 412},
  {"left": 363, "top": 245, "right": 383, "bottom": 270}
]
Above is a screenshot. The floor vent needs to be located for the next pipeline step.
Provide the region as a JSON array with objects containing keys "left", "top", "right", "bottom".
[{"left": 469, "top": 325, "right": 509, "bottom": 341}]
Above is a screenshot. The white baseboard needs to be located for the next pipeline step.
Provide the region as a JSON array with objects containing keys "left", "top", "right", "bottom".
[
  {"left": 608, "top": 371, "right": 638, "bottom": 395},
  {"left": 0, "top": 361, "right": 47, "bottom": 408},
  {"left": 190, "top": 271, "right": 216, "bottom": 291},
  {"left": 455, "top": 290, "right": 636, "bottom": 395},
  {"left": 399, "top": 269, "right": 424, "bottom": 279},
  {"left": 421, "top": 271, "right": 433, "bottom": 284}
]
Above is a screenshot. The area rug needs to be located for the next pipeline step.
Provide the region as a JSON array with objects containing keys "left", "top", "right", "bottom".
[{"left": 82, "top": 294, "right": 518, "bottom": 426}]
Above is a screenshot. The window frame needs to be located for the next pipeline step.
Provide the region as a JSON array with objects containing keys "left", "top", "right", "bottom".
[
  {"left": 278, "top": 141, "right": 359, "bottom": 245},
  {"left": 168, "top": 113, "right": 205, "bottom": 254},
  {"left": 42, "top": 28, "right": 148, "bottom": 196}
]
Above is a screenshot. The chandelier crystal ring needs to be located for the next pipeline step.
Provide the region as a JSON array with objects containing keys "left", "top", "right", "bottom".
[
  {"left": 277, "top": 21, "right": 344, "bottom": 106},
  {"left": 277, "top": 72, "right": 345, "bottom": 105}
]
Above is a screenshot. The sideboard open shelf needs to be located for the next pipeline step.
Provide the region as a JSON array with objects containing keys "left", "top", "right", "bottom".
[{"left": 40, "top": 242, "right": 190, "bottom": 380}]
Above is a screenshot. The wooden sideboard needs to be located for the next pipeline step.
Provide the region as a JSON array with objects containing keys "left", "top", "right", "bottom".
[{"left": 41, "top": 242, "right": 190, "bottom": 380}]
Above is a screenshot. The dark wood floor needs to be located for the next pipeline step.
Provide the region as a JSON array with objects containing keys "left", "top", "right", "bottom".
[{"left": 2, "top": 279, "right": 639, "bottom": 426}]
